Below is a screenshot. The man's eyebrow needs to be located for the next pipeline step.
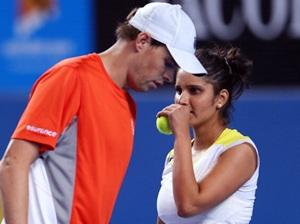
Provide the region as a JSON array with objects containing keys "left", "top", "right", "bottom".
[{"left": 165, "top": 48, "right": 179, "bottom": 68}]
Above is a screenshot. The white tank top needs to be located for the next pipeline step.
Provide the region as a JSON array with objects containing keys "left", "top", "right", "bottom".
[{"left": 157, "top": 128, "right": 260, "bottom": 224}]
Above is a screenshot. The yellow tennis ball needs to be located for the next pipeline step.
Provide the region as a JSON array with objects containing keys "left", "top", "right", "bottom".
[{"left": 156, "top": 116, "right": 172, "bottom": 135}]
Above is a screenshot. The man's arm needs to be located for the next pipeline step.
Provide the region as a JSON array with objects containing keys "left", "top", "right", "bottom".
[{"left": 0, "top": 139, "right": 39, "bottom": 224}]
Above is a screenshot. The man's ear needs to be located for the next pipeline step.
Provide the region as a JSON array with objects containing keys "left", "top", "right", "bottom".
[
  {"left": 216, "top": 89, "right": 229, "bottom": 110},
  {"left": 135, "top": 32, "right": 152, "bottom": 52}
]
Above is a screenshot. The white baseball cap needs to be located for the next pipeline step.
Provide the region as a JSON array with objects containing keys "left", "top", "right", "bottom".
[{"left": 129, "top": 2, "right": 207, "bottom": 74}]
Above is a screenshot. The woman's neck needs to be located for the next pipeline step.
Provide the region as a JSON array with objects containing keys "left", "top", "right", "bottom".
[{"left": 193, "top": 119, "right": 226, "bottom": 151}]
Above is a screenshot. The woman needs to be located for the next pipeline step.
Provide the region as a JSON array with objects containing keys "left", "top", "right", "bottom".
[{"left": 156, "top": 45, "right": 259, "bottom": 224}]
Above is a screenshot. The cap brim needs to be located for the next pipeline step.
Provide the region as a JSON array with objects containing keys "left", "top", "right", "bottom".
[{"left": 167, "top": 45, "right": 207, "bottom": 74}]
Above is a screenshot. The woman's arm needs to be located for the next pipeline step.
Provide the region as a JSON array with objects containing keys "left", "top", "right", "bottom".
[{"left": 173, "top": 142, "right": 257, "bottom": 217}]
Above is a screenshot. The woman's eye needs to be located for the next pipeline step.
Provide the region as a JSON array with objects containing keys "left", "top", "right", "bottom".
[
  {"left": 175, "top": 87, "right": 182, "bottom": 94},
  {"left": 189, "top": 87, "right": 200, "bottom": 94}
]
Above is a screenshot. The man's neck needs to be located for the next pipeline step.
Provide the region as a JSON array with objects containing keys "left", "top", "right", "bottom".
[{"left": 99, "top": 40, "right": 133, "bottom": 89}]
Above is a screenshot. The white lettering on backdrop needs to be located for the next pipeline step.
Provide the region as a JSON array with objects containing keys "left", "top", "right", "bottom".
[{"left": 151, "top": 0, "right": 300, "bottom": 40}]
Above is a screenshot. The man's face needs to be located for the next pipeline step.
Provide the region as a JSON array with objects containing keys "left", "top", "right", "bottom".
[{"left": 127, "top": 44, "right": 178, "bottom": 92}]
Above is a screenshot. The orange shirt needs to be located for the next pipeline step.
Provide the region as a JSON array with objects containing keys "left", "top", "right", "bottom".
[{"left": 12, "top": 53, "right": 136, "bottom": 223}]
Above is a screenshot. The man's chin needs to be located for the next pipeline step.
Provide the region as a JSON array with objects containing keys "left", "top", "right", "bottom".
[
  {"left": 129, "top": 86, "right": 147, "bottom": 92},
  {"left": 129, "top": 82, "right": 160, "bottom": 92},
  {"left": 131, "top": 84, "right": 152, "bottom": 92}
]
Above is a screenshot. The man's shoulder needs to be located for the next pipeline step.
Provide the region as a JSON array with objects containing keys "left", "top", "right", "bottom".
[{"left": 53, "top": 53, "right": 96, "bottom": 70}]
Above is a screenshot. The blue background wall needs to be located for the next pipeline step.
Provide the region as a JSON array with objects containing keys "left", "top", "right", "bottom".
[{"left": 2, "top": 87, "right": 299, "bottom": 223}]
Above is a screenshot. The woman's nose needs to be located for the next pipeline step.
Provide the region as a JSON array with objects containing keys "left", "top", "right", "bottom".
[{"left": 176, "top": 92, "right": 189, "bottom": 105}]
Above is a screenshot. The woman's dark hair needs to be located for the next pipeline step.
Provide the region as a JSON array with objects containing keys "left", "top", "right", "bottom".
[
  {"left": 115, "top": 7, "right": 164, "bottom": 47},
  {"left": 195, "top": 45, "right": 253, "bottom": 125}
]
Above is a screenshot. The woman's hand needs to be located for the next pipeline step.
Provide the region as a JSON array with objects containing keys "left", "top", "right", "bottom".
[{"left": 157, "top": 104, "right": 190, "bottom": 137}]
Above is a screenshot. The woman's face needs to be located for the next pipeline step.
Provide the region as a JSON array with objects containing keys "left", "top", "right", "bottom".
[{"left": 174, "top": 69, "right": 222, "bottom": 128}]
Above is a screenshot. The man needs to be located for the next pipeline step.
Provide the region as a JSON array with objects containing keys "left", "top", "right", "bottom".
[{"left": 0, "top": 2, "right": 206, "bottom": 224}]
